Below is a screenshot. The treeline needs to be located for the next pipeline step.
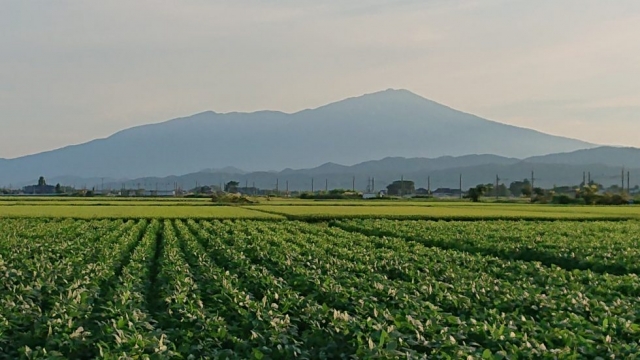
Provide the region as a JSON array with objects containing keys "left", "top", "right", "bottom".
[{"left": 466, "top": 181, "right": 637, "bottom": 205}]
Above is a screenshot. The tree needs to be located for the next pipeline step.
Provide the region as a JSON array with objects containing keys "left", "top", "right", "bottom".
[
  {"left": 466, "top": 184, "right": 488, "bottom": 202},
  {"left": 494, "top": 184, "right": 509, "bottom": 197},
  {"left": 509, "top": 179, "right": 531, "bottom": 197},
  {"left": 484, "top": 183, "right": 494, "bottom": 196},
  {"left": 386, "top": 180, "right": 415, "bottom": 196},
  {"left": 55, "top": 183, "right": 63, "bottom": 194},
  {"left": 38, "top": 176, "right": 46, "bottom": 187},
  {"left": 576, "top": 184, "right": 599, "bottom": 205},
  {"left": 224, "top": 181, "right": 240, "bottom": 193}
]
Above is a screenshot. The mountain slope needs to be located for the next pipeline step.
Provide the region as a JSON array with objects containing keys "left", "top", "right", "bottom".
[
  {"left": 525, "top": 146, "right": 640, "bottom": 168},
  {"left": 0, "top": 89, "right": 595, "bottom": 185},
  {"left": 87, "top": 155, "right": 637, "bottom": 192}
]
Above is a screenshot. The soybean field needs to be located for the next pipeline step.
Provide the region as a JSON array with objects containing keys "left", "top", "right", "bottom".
[{"left": 1, "top": 218, "right": 639, "bottom": 359}]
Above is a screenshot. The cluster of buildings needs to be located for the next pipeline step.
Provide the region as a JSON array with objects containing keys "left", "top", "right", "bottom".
[
  {"left": 22, "top": 184, "right": 56, "bottom": 195},
  {"left": 363, "top": 187, "right": 464, "bottom": 199}
]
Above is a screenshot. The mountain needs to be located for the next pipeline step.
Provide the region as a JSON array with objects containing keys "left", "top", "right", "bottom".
[
  {"left": 94, "top": 154, "right": 519, "bottom": 190},
  {"left": 200, "top": 166, "right": 246, "bottom": 174},
  {"left": 525, "top": 146, "right": 640, "bottom": 169},
  {"left": 71, "top": 151, "right": 636, "bottom": 192},
  {"left": 0, "top": 89, "right": 596, "bottom": 185}
]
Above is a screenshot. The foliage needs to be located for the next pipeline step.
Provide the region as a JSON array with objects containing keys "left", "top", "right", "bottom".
[
  {"left": 508, "top": 179, "right": 531, "bottom": 197},
  {"left": 1, "top": 218, "right": 640, "bottom": 357},
  {"left": 551, "top": 194, "right": 584, "bottom": 205},
  {"left": 595, "top": 193, "right": 631, "bottom": 206},
  {"left": 491, "top": 183, "right": 509, "bottom": 197},
  {"left": 299, "top": 191, "right": 361, "bottom": 200},
  {"left": 386, "top": 180, "right": 415, "bottom": 196},
  {"left": 577, "top": 184, "right": 601, "bottom": 205},
  {"left": 576, "top": 185, "right": 630, "bottom": 205},
  {"left": 211, "top": 193, "right": 255, "bottom": 204},
  {"left": 465, "top": 184, "right": 488, "bottom": 202},
  {"left": 224, "top": 181, "right": 240, "bottom": 193}
]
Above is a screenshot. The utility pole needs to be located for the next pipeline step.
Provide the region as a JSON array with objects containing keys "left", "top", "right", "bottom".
[
  {"left": 588, "top": 172, "right": 591, "bottom": 185},
  {"left": 276, "top": 178, "right": 279, "bottom": 195},
  {"left": 325, "top": 178, "right": 328, "bottom": 193},
  {"left": 496, "top": 174, "right": 500, "bottom": 200},
  {"left": 311, "top": 178, "right": 314, "bottom": 193},
  {"left": 531, "top": 171, "right": 535, "bottom": 202},
  {"left": 286, "top": 180, "right": 289, "bottom": 196},
  {"left": 372, "top": 177, "right": 375, "bottom": 192},
  {"left": 627, "top": 171, "right": 631, "bottom": 194},
  {"left": 583, "top": 172, "right": 586, "bottom": 187},
  {"left": 459, "top": 174, "right": 463, "bottom": 199},
  {"left": 352, "top": 176, "right": 355, "bottom": 192},
  {"left": 427, "top": 176, "right": 431, "bottom": 195}
]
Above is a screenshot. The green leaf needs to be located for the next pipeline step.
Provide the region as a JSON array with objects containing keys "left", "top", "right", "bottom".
[
  {"left": 482, "top": 349, "right": 493, "bottom": 359},
  {"left": 378, "top": 330, "right": 388, "bottom": 348}
]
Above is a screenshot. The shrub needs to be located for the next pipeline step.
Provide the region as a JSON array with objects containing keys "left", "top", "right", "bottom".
[
  {"left": 211, "top": 193, "right": 255, "bottom": 204},
  {"left": 551, "top": 194, "right": 584, "bottom": 205}
]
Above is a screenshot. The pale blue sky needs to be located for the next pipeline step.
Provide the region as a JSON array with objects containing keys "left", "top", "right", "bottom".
[{"left": 1, "top": 0, "right": 639, "bottom": 158}]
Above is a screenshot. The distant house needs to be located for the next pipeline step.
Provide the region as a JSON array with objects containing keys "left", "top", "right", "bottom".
[
  {"left": 23, "top": 184, "right": 56, "bottom": 195},
  {"left": 238, "top": 186, "right": 260, "bottom": 196},
  {"left": 432, "top": 188, "right": 462, "bottom": 198},
  {"left": 415, "top": 188, "right": 430, "bottom": 195},
  {"left": 362, "top": 191, "right": 385, "bottom": 199},
  {"left": 144, "top": 190, "right": 175, "bottom": 197}
]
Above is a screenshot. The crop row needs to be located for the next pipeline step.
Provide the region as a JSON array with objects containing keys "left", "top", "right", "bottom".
[
  {"left": 0, "top": 219, "right": 133, "bottom": 357},
  {"left": 334, "top": 219, "right": 640, "bottom": 276},
  {"left": 1, "top": 219, "right": 639, "bottom": 358},
  {"left": 212, "top": 220, "right": 640, "bottom": 357}
]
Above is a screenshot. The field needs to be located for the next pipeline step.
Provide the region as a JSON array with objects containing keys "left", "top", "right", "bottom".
[
  {"left": 1, "top": 215, "right": 640, "bottom": 359},
  {"left": 2, "top": 197, "right": 640, "bottom": 220},
  {"left": 247, "top": 204, "right": 640, "bottom": 220},
  {"left": 0, "top": 205, "right": 278, "bottom": 219}
]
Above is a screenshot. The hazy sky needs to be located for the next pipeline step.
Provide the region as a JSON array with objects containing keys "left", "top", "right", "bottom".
[{"left": 2, "top": 0, "right": 639, "bottom": 158}]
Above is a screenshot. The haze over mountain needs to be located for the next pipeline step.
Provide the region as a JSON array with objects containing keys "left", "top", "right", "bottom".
[
  {"left": 19, "top": 147, "right": 640, "bottom": 192},
  {"left": 526, "top": 147, "right": 640, "bottom": 169},
  {"left": 0, "top": 89, "right": 598, "bottom": 185}
]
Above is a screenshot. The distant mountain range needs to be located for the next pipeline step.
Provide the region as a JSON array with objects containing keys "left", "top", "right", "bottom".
[
  {"left": 24, "top": 146, "right": 640, "bottom": 192},
  {"left": 0, "top": 89, "right": 597, "bottom": 185}
]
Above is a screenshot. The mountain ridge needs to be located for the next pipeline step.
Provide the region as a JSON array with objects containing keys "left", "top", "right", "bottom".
[
  {"left": 16, "top": 146, "right": 639, "bottom": 191},
  {"left": 0, "top": 89, "right": 597, "bottom": 185}
]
